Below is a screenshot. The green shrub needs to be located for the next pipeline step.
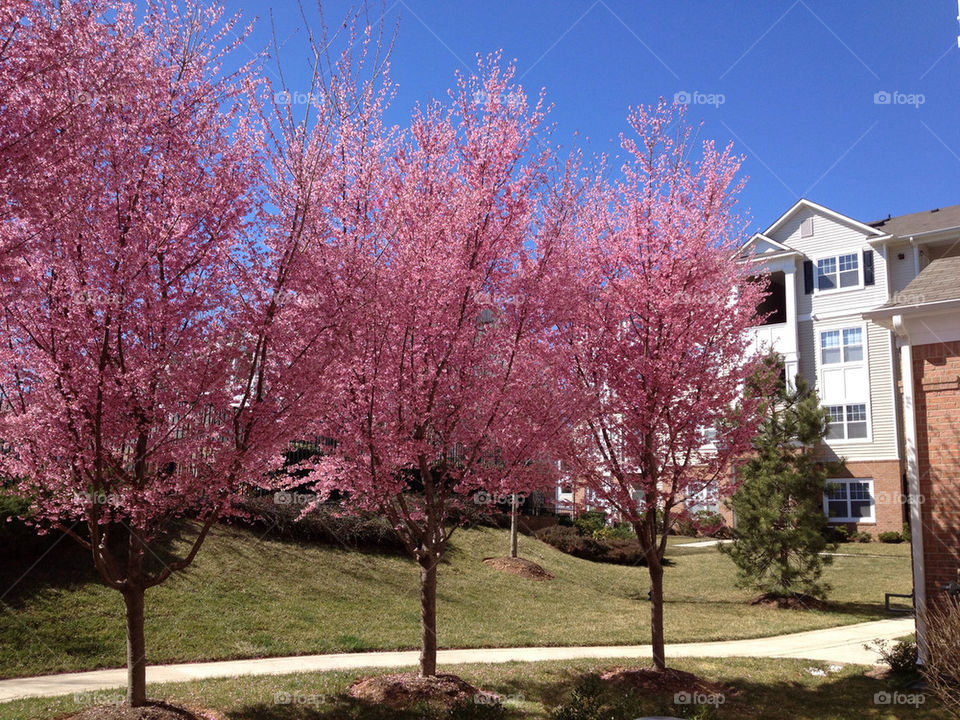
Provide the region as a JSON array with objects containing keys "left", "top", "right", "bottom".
[
  {"left": 573, "top": 510, "right": 608, "bottom": 538},
  {"left": 870, "top": 639, "right": 920, "bottom": 688},
  {"left": 854, "top": 531, "right": 872, "bottom": 543},
  {"left": 826, "top": 525, "right": 848, "bottom": 543},
  {"left": 878, "top": 531, "right": 903, "bottom": 543},
  {"left": 902, "top": 522, "right": 912, "bottom": 542},
  {"left": 535, "top": 525, "right": 647, "bottom": 566},
  {"left": 234, "top": 494, "right": 406, "bottom": 553}
]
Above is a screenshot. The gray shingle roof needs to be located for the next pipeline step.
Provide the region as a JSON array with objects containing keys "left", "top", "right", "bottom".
[
  {"left": 878, "top": 255, "right": 960, "bottom": 309},
  {"left": 868, "top": 204, "right": 960, "bottom": 237}
]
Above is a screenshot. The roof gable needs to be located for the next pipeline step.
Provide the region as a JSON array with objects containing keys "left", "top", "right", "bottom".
[
  {"left": 739, "top": 233, "right": 796, "bottom": 258},
  {"left": 764, "top": 199, "right": 885, "bottom": 239}
]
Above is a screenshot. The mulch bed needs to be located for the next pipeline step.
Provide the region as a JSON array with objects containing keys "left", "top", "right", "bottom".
[
  {"left": 63, "top": 701, "right": 223, "bottom": 720},
  {"left": 483, "top": 556, "right": 555, "bottom": 580},
  {"left": 751, "top": 592, "right": 829, "bottom": 611},
  {"left": 349, "top": 672, "right": 480, "bottom": 710},
  {"left": 600, "top": 667, "right": 733, "bottom": 696}
]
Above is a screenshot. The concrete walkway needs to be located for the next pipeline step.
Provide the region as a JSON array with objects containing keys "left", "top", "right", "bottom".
[
  {"left": 673, "top": 539, "right": 733, "bottom": 548},
  {"left": 0, "top": 618, "right": 914, "bottom": 703}
]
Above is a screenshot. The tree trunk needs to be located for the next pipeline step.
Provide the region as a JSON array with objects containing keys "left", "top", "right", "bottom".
[
  {"left": 418, "top": 553, "right": 438, "bottom": 677},
  {"left": 648, "top": 556, "right": 666, "bottom": 671},
  {"left": 122, "top": 585, "right": 148, "bottom": 706},
  {"left": 509, "top": 494, "right": 518, "bottom": 558}
]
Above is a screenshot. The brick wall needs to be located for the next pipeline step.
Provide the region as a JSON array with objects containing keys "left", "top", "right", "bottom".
[
  {"left": 826, "top": 459, "right": 905, "bottom": 536},
  {"left": 913, "top": 341, "right": 960, "bottom": 603}
]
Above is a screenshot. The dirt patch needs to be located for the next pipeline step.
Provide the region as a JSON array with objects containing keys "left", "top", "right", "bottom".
[
  {"left": 601, "top": 667, "right": 733, "bottom": 696},
  {"left": 864, "top": 665, "right": 892, "bottom": 680},
  {"left": 64, "top": 701, "right": 223, "bottom": 720},
  {"left": 483, "top": 556, "right": 554, "bottom": 580},
  {"left": 750, "top": 592, "right": 829, "bottom": 611},
  {"left": 349, "top": 672, "right": 480, "bottom": 710}
]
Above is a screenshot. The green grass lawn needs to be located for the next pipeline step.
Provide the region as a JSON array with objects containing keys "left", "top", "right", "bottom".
[
  {"left": 0, "top": 523, "right": 913, "bottom": 679},
  {"left": 0, "top": 656, "right": 945, "bottom": 720}
]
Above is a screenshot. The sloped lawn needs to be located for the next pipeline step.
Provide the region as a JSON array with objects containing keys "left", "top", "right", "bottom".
[{"left": 0, "top": 523, "right": 912, "bottom": 678}]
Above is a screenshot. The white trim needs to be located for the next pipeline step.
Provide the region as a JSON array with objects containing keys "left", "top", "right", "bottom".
[
  {"left": 823, "top": 477, "right": 876, "bottom": 523},
  {"left": 763, "top": 199, "right": 885, "bottom": 239},
  {"left": 900, "top": 344, "right": 927, "bottom": 661},
  {"left": 741, "top": 232, "right": 794, "bottom": 254},
  {"left": 800, "top": 309, "right": 872, "bottom": 322}
]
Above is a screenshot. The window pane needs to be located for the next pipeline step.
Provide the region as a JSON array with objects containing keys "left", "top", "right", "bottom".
[
  {"left": 846, "top": 404, "right": 867, "bottom": 422},
  {"left": 822, "top": 347, "right": 842, "bottom": 364},
  {"left": 817, "top": 259, "right": 837, "bottom": 290},
  {"left": 821, "top": 331, "right": 841, "bottom": 364},
  {"left": 828, "top": 500, "right": 849, "bottom": 518},
  {"left": 839, "top": 254, "right": 859, "bottom": 272},
  {"left": 826, "top": 482, "right": 848, "bottom": 500},
  {"left": 849, "top": 482, "right": 871, "bottom": 500},
  {"left": 844, "top": 345, "right": 863, "bottom": 362},
  {"left": 843, "top": 327, "right": 862, "bottom": 345},
  {"left": 847, "top": 422, "right": 868, "bottom": 439},
  {"left": 850, "top": 500, "right": 872, "bottom": 518},
  {"left": 822, "top": 331, "right": 841, "bottom": 348},
  {"left": 843, "top": 328, "right": 863, "bottom": 362},
  {"left": 839, "top": 269, "right": 859, "bottom": 287}
]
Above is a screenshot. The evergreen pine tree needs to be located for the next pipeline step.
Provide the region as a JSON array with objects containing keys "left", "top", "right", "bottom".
[{"left": 722, "top": 354, "right": 842, "bottom": 600}]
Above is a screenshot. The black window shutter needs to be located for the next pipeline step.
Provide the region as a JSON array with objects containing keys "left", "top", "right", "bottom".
[
  {"left": 863, "top": 250, "right": 875, "bottom": 286},
  {"left": 803, "top": 260, "right": 814, "bottom": 294}
]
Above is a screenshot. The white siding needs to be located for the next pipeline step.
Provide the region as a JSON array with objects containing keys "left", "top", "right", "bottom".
[
  {"left": 807, "top": 317, "right": 900, "bottom": 462},
  {"left": 886, "top": 241, "right": 920, "bottom": 296},
  {"left": 769, "top": 206, "right": 889, "bottom": 319}
]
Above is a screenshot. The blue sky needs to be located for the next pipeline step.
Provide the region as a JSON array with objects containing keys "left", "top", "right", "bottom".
[{"left": 226, "top": 0, "right": 960, "bottom": 233}]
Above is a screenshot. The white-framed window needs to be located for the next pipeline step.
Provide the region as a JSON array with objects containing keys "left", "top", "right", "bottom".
[
  {"left": 824, "top": 478, "right": 875, "bottom": 523},
  {"left": 816, "top": 252, "right": 861, "bottom": 291},
  {"left": 818, "top": 324, "right": 870, "bottom": 441},
  {"left": 820, "top": 327, "right": 864, "bottom": 365},
  {"left": 825, "top": 403, "right": 869, "bottom": 440}
]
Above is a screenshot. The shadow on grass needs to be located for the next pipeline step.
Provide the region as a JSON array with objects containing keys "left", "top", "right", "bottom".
[{"left": 222, "top": 665, "right": 945, "bottom": 719}]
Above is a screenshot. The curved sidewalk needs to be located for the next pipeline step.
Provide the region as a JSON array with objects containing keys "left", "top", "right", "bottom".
[{"left": 0, "top": 617, "right": 914, "bottom": 703}]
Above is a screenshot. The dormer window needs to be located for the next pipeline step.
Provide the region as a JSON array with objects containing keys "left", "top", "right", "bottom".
[{"left": 817, "top": 253, "right": 860, "bottom": 291}]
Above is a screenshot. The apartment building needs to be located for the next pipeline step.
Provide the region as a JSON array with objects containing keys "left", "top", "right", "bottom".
[{"left": 743, "top": 199, "right": 960, "bottom": 536}]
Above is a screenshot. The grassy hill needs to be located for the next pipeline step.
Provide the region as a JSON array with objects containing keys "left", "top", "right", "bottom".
[{"left": 0, "top": 522, "right": 912, "bottom": 678}]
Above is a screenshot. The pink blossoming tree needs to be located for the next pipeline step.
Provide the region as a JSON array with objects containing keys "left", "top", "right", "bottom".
[
  {"left": 556, "top": 101, "right": 769, "bottom": 671},
  {"left": 301, "top": 60, "right": 573, "bottom": 678},
  {"left": 0, "top": 0, "right": 317, "bottom": 705}
]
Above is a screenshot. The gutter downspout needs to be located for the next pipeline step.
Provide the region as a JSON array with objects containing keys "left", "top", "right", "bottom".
[{"left": 894, "top": 313, "right": 927, "bottom": 662}]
